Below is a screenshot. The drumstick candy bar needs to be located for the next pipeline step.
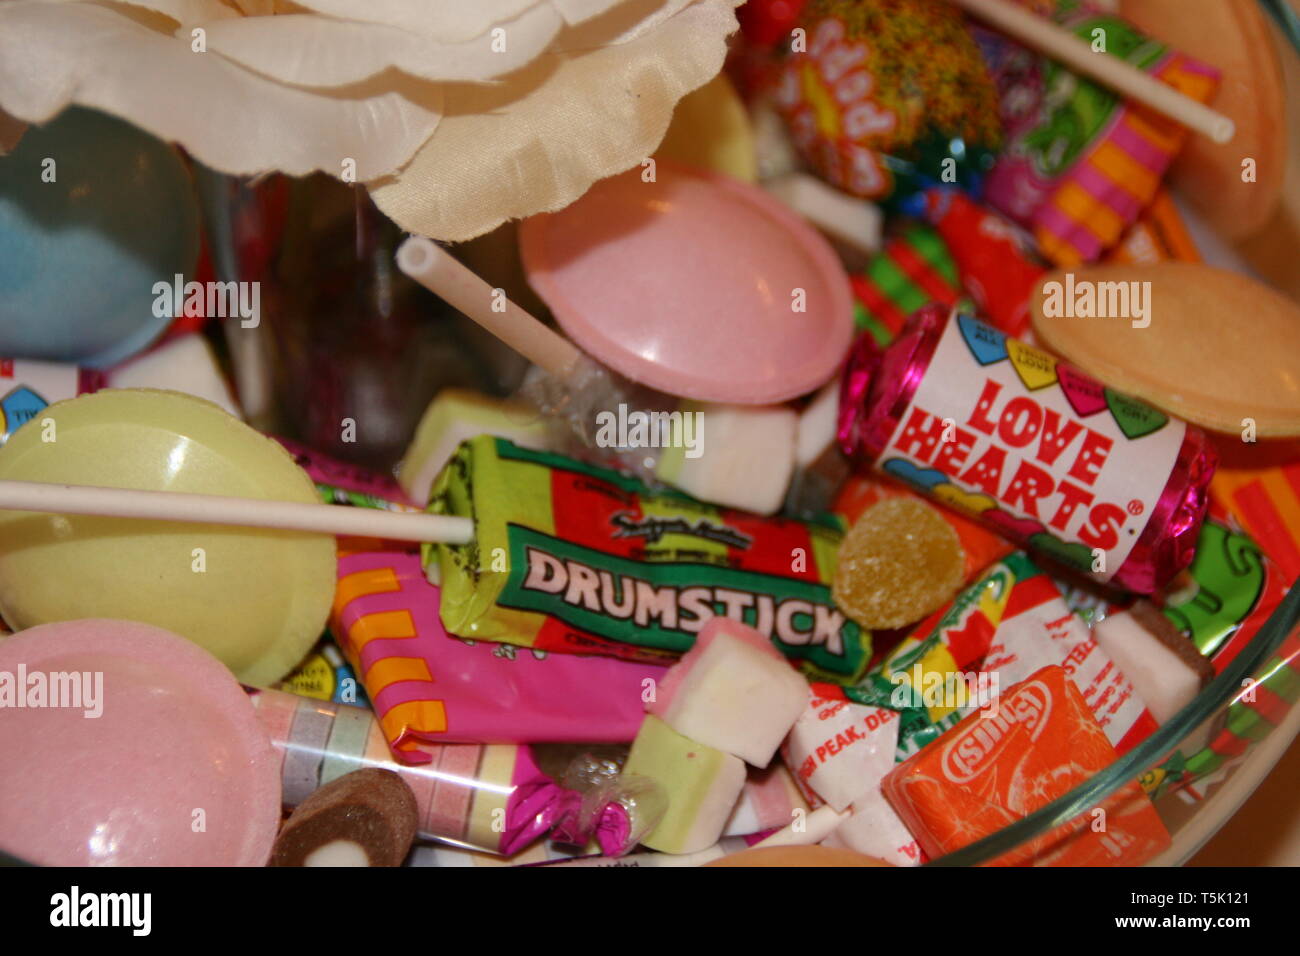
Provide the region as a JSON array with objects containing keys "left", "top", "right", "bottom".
[{"left": 427, "top": 436, "right": 871, "bottom": 683}]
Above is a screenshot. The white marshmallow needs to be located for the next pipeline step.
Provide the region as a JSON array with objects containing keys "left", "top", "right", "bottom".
[
  {"left": 648, "top": 617, "right": 809, "bottom": 768},
  {"left": 109, "top": 334, "right": 242, "bottom": 419},
  {"left": 764, "top": 173, "right": 883, "bottom": 255},
  {"left": 1093, "top": 609, "right": 1203, "bottom": 725},
  {"left": 655, "top": 402, "right": 796, "bottom": 516}
]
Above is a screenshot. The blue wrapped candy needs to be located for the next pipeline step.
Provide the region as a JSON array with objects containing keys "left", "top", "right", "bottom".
[{"left": 0, "top": 107, "right": 199, "bottom": 367}]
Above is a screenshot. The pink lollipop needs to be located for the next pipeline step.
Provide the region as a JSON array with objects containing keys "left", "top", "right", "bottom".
[
  {"left": 519, "top": 160, "right": 854, "bottom": 405},
  {"left": 0, "top": 619, "right": 281, "bottom": 866}
]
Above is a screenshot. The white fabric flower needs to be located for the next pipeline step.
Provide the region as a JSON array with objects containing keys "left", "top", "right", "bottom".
[{"left": 0, "top": 0, "right": 741, "bottom": 240}]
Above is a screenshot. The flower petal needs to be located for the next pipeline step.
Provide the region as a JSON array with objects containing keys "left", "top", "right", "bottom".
[
  {"left": 198, "top": 8, "right": 565, "bottom": 86},
  {"left": 369, "top": 0, "right": 741, "bottom": 242},
  {"left": 87, "top": 0, "right": 239, "bottom": 26},
  {"left": 552, "top": 0, "right": 697, "bottom": 51},
  {"left": 288, "top": 0, "right": 540, "bottom": 40},
  {"left": 0, "top": 1, "right": 442, "bottom": 179},
  {"left": 288, "top": 0, "right": 629, "bottom": 39}
]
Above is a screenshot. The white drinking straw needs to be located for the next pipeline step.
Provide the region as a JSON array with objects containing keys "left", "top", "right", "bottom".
[{"left": 396, "top": 235, "right": 583, "bottom": 379}]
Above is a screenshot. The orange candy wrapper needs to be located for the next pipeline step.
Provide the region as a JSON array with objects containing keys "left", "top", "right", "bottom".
[
  {"left": 1104, "top": 189, "right": 1200, "bottom": 266},
  {"left": 882, "top": 665, "right": 1170, "bottom": 866},
  {"left": 1208, "top": 442, "right": 1300, "bottom": 585}
]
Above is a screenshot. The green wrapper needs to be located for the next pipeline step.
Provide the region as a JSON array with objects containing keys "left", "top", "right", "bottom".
[{"left": 427, "top": 437, "right": 870, "bottom": 683}]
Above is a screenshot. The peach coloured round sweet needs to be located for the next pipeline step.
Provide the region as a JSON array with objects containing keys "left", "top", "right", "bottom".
[
  {"left": 0, "top": 619, "right": 281, "bottom": 866},
  {"left": 519, "top": 159, "right": 854, "bottom": 404}
]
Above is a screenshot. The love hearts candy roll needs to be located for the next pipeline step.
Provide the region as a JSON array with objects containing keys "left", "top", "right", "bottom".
[{"left": 837, "top": 304, "right": 1217, "bottom": 594}]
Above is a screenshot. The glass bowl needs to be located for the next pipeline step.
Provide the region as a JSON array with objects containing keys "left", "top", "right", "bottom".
[{"left": 927, "top": 578, "right": 1300, "bottom": 866}]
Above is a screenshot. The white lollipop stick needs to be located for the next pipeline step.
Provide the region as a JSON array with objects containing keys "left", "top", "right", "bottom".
[
  {"left": 0, "top": 480, "right": 474, "bottom": 544},
  {"left": 949, "top": 0, "right": 1235, "bottom": 144},
  {"left": 396, "top": 236, "right": 583, "bottom": 379}
]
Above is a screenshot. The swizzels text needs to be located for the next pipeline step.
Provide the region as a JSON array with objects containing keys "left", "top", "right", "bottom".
[{"left": 941, "top": 679, "right": 1052, "bottom": 784}]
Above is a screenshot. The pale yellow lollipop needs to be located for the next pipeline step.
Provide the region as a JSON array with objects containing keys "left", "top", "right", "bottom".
[{"left": 0, "top": 389, "right": 336, "bottom": 685}]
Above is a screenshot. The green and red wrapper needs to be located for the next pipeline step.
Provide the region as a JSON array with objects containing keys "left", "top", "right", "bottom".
[{"left": 426, "top": 437, "right": 870, "bottom": 683}]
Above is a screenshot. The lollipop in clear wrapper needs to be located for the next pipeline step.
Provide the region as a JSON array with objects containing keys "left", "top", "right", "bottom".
[{"left": 771, "top": 0, "right": 1003, "bottom": 207}]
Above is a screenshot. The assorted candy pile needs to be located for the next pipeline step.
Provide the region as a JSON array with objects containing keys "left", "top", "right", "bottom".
[{"left": 1, "top": 0, "right": 1299, "bottom": 869}]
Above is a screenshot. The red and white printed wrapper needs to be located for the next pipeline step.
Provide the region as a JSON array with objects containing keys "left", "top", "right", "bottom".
[
  {"left": 821, "top": 787, "right": 924, "bottom": 867},
  {"left": 781, "top": 692, "right": 922, "bottom": 866},
  {"left": 782, "top": 692, "right": 900, "bottom": 813},
  {"left": 981, "top": 591, "right": 1159, "bottom": 756}
]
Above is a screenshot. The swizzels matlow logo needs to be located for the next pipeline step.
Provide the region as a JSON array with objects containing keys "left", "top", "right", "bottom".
[{"left": 941, "top": 679, "right": 1052, "bottom": 784}]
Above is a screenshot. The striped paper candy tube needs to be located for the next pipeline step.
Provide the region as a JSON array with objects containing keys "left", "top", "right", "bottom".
[
  {"left": 1104, "top": 189, "right": 1200, "bottom": 265},
  {"left": 1034, "top": 51, "right": 1218, "bottom": 266},
  {"left": 245, "top": 686, "right": 553, "bottom": 855}
]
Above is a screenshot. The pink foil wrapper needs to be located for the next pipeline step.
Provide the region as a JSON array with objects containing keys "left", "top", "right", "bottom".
[
  {"left": 838, "top": 305, "right": 1215, "bottom": 594},
  {"left": 333, "top": 551, "right": 667, "bottom": 752},
  {"left": 274, "top": 436, "right": 418, "bottom": 510}
]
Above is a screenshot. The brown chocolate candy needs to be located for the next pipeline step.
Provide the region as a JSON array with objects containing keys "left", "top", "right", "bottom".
[{"left": 271, "top": 769, "right": 418, "bottom": 867}]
